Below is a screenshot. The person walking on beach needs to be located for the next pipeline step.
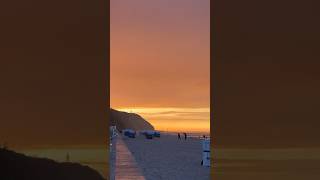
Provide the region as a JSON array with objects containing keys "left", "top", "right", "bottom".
[
  {"left": 184, "top": 133, "right": 187, "bottom": 140},
  {"left": 178, "top": 133, "right": 181, "bottom": 140},
  {"left": 66, "top": 152, "right": 70, "bottom": 162}
]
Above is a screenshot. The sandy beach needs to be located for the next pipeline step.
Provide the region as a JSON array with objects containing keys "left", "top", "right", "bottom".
[{"left": 121, "top": 133, "right": 210, "bottom": 180}]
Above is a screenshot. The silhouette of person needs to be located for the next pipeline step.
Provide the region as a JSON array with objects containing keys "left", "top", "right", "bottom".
[
  {"left": 66, "top": 152, "right": 70, "bottom": 162},
  {"left": 184, "top": 133, "right": 187, "bottom": 140},
  {"left": 178, "top": 133, "right": 181, "bottom": 140}
]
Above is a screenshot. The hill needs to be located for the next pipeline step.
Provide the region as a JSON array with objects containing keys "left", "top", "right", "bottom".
[{"left": 110, "top": 109, "right": 154, "bottom": 131}]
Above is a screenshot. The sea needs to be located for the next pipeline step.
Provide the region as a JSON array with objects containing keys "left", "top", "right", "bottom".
[{"left": 19, "top": 147, "right": 108, "bottom": 178}]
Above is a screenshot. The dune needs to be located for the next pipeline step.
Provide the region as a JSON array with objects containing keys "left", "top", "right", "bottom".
[
  {"left": 0, "top": 148, "right": 105, "bottom": 180},
  {"left": 110, "top": 108, "right": 154, "bottom": 131}
]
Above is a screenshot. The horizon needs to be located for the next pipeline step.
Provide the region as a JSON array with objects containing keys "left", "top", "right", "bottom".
[{"left": 113, "top": 107, "right": 210, "bottom": 133}]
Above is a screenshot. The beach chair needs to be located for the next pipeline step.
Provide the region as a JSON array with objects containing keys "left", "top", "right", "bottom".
[
  {"left": 124, "top": 129, "right": 136, "bottom": 138},
  {"left": 144, "top": 131, "right": 153, "bottom": 139},
  {"left": 145, "top": 133, "right": 153, "bottom": 139},
  {"left": 202, "top": 139, "right": 210, "bottom": 167},
  {"left": 154, "top": 131, "right": 161, "bottom": 137}
]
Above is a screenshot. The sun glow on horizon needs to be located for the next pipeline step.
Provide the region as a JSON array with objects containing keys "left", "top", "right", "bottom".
[
  {"left": 111, "top": 0, "right": 210, "bottom": 134},
  {"left": 114, "top": 107, "right": 210, "bottom": 133}
]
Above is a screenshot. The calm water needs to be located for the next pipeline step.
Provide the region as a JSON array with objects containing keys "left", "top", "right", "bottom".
[
  {"left": 214, "top": 148, "right": 320, "bottom": 180},
  {"left": 19, "top": 147, "right": 108, "bottom": 178}
]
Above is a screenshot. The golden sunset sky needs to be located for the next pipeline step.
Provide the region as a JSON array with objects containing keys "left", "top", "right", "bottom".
[{"left": 111, "top": 0, "right": 210, "bottom": 132}]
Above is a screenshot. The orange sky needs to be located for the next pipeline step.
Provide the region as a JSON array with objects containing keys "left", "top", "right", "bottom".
[{"left": 111, "top": 0, "right": 210, "bottom": 132}]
